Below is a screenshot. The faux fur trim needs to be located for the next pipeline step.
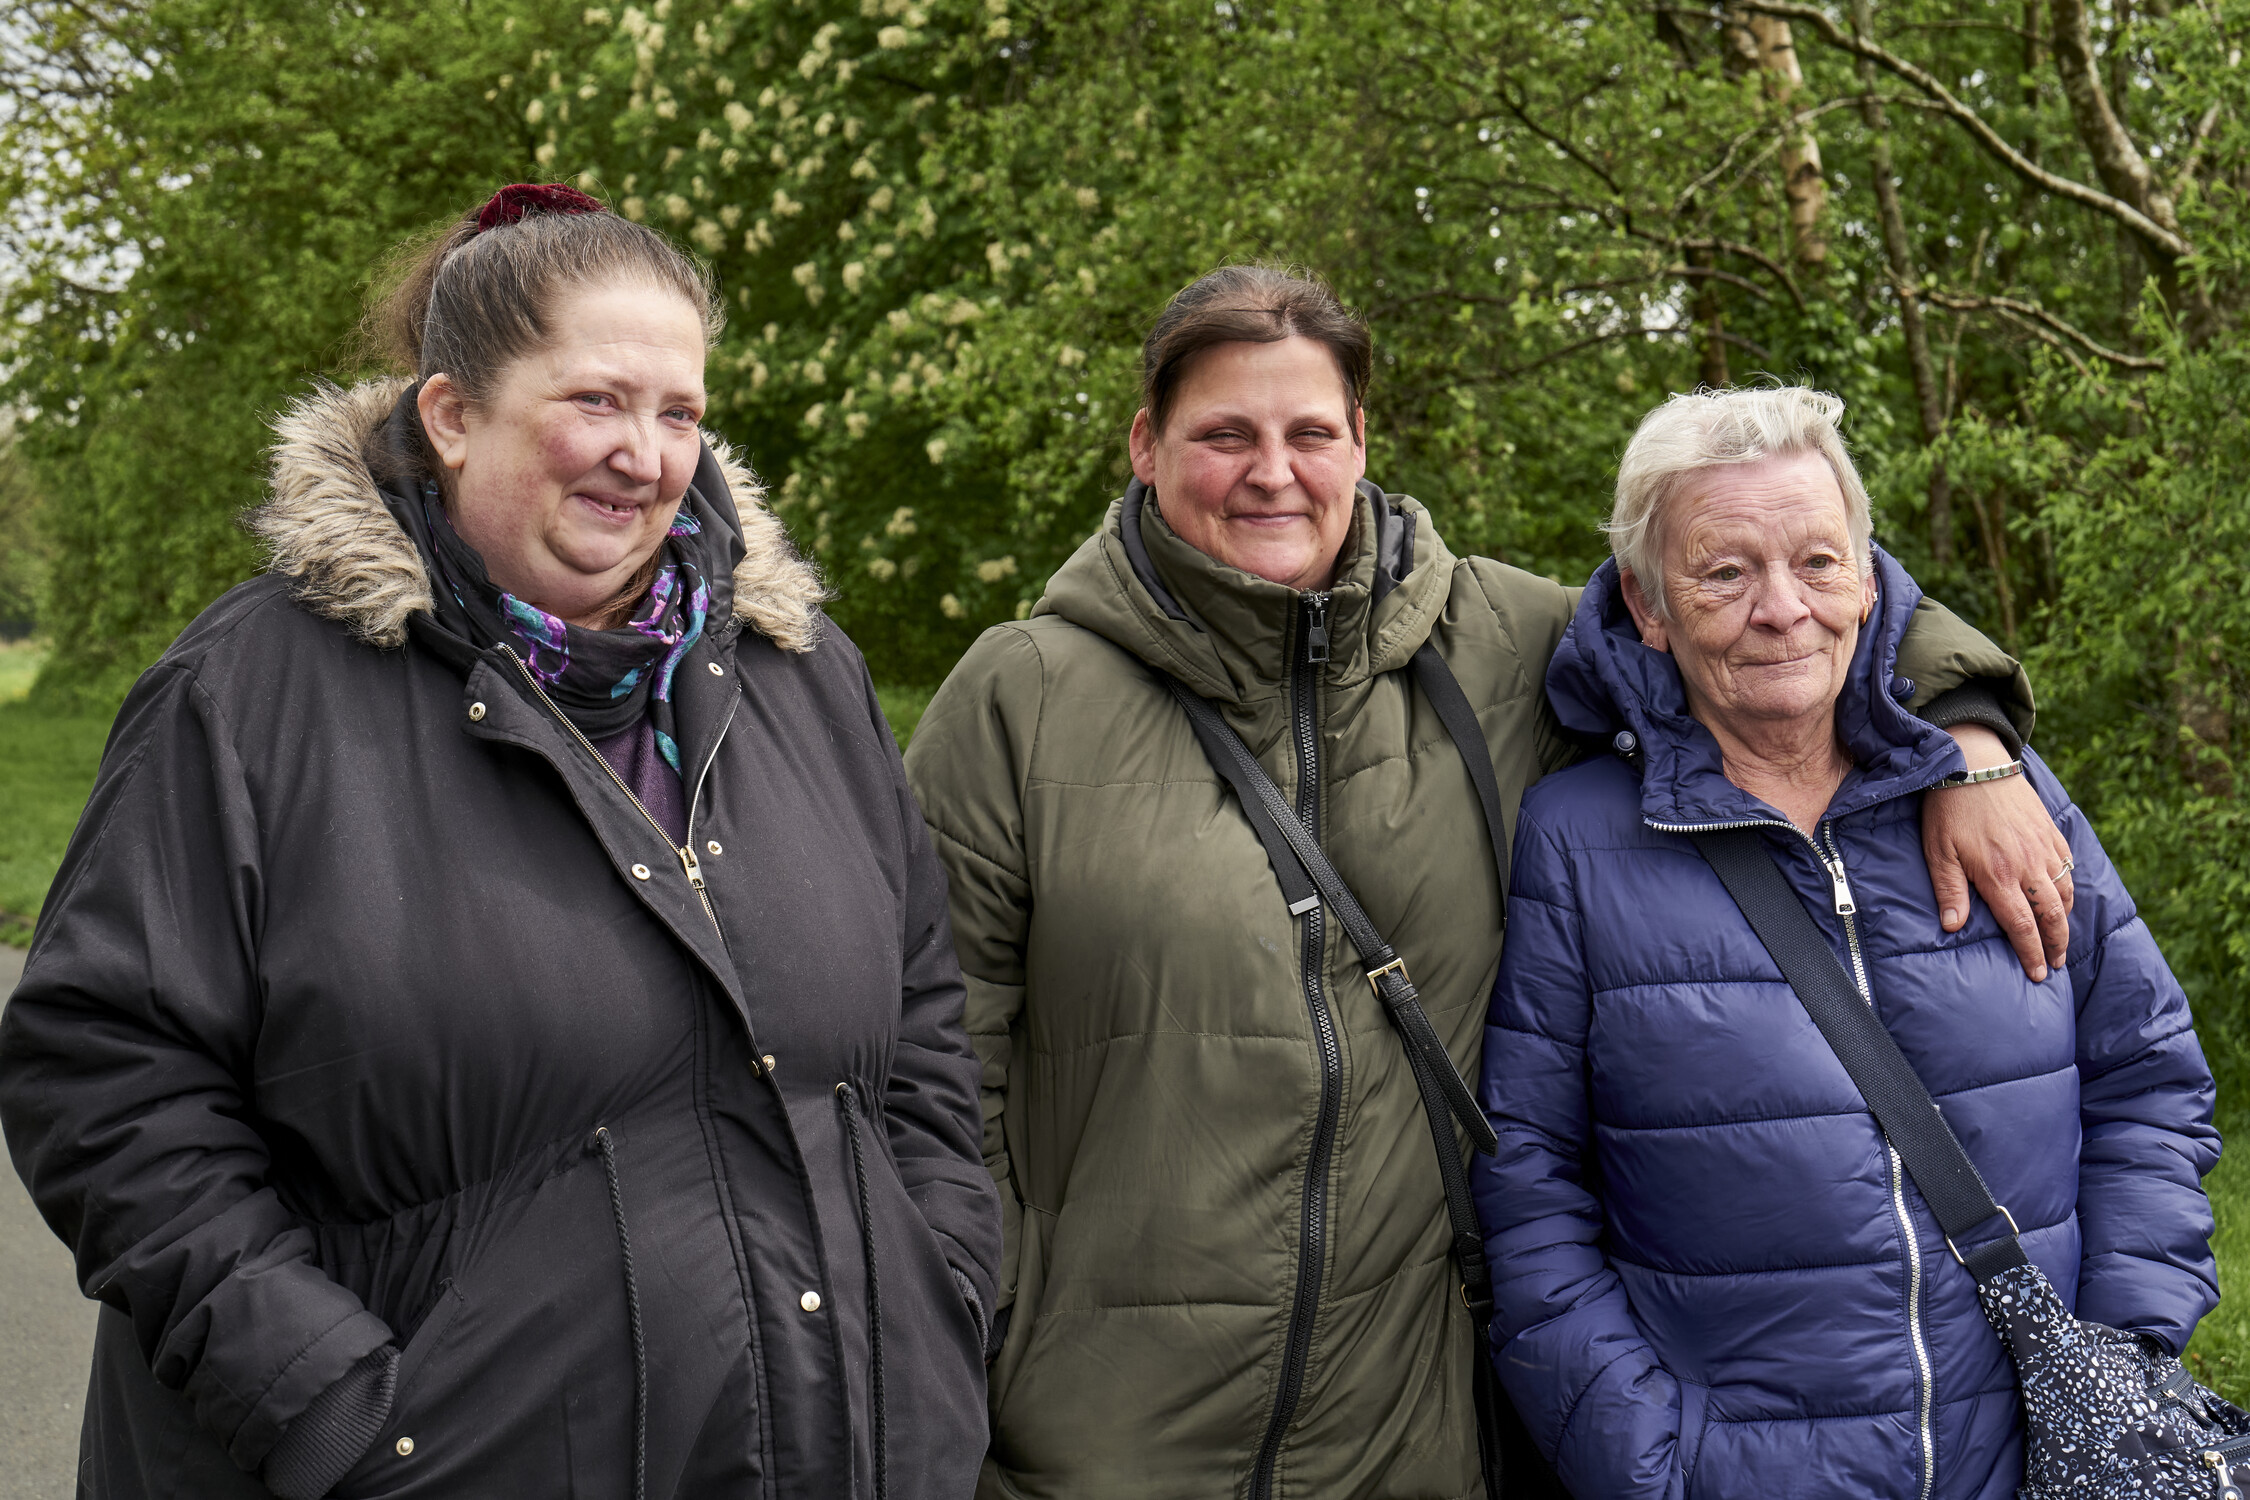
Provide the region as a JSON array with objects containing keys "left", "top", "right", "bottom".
[
  {"left": 252, "top": 378, "right": 433, "bottom": 649},
  {"left": 701, "top": 432, "right": 830, "bottom": 654},
  {"left": 249, "top": 378, "right": 827, "bottom": 653}
]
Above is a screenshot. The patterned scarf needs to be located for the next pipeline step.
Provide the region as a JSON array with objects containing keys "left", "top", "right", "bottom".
[{"left": 416, "top": 480, "right": 714, "bottom": 766}]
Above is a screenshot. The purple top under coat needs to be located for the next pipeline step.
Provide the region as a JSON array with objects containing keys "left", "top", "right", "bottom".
[{"left": 593, "top": 717, "right": 688, "bottom": 847}]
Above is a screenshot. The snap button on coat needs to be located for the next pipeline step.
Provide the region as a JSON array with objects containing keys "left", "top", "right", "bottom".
[{"left": 467, "top": 702, "right": 486, "bottom": 721}]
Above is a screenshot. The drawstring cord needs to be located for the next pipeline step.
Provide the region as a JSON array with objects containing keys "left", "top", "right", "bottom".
[
  {"left": 594, "top": 1126, "right": 649, "bottom": 1500},
  {"left": 835, "top": 1083, "right": 888, "bottom": 1500}
]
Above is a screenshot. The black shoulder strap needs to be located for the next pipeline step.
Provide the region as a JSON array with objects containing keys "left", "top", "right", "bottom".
[
  {"left": 1163, "top": 677, "right": 1499, "bottom": 1156},
  {"left": 1691, "top": 828, "right": 2028, "bottom": 1283},
  {"left": 1369, "top": 481, "right": 1511, "bottom": 922},
  {"left": 1412, "top": 643, "right": 1511, "bottom": 918}
]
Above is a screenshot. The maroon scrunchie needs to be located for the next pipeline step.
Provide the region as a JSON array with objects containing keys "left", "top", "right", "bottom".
[{"left": 474, "top": 182, "right": 607, "bottom": 233}]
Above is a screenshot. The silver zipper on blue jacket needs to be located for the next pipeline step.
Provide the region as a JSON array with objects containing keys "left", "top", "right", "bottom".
[
  {"left": 1251, "top": 592, "right": 1342, "bottom": 1500},
  {"left": 1821, "top": 821, "right": 1938, "bottom": 1500},
  {"left": 502, "top": 644, "right": 733, "bottom": 936},
  {"left": 1646, "top": 812, "right": 1934, "bottom": 1500}
]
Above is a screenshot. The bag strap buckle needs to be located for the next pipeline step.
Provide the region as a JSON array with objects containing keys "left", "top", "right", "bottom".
[
  {"left": 1366, "top": 956, "right": 1410, "bottom": 997},
  {"left": 1945, "top": 1204, "right": 2020, "bottom": 1267}
]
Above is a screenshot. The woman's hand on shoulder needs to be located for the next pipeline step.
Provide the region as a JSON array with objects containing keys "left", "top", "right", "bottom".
[{"left": 1922, "top": 724, "right": 2074, "bottom": 982}]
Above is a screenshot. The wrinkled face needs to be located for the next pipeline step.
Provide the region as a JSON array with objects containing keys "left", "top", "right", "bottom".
[
  {"left": 419, "top": 280, "right": 708, "bottom": 626},
  {"left": 1621, "top": 450, "right": 1872, "bottom": 737},
  {"left": 1127, "top": 335, "right": 1366, "bottom": 592}
]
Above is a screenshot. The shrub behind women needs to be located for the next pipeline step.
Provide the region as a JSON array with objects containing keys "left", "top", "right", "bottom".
[{"left": 0, "top": 186, "right": 999, "bottom": 1499}]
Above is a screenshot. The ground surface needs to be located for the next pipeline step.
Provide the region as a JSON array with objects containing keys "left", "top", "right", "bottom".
[{"left": 1, "top": 943, "right": 95, "bottom": 1500}]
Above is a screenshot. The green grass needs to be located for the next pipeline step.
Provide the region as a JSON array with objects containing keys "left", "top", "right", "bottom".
[
  {"left": 0, "top": 638, "right": 47, "bottom": 703},
  {"left": 0, "top": 700, "right": 111, "bottom": 948},
  {"left": 2187, "top": 1065, "right": 2250, "bottom": 1402},
  {"left": 877, "top": 683, "right": 938, "bottom": 749}
]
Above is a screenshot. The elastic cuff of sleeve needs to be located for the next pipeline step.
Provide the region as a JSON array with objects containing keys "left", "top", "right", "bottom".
[
  {"left": 261, "top": 1344, "right": 399, "bottom": 1500},
  {"left": 1918, "top": 682, "right": 2025, "bottom": 759}
]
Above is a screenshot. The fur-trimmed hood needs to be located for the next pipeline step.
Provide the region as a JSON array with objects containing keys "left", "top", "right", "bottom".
[{"left": 249, "top": 377, "right": 826, "bottom": 653}]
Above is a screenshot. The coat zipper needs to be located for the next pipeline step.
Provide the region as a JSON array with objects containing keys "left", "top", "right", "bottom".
[
  {"left": 1823, "top": 823, "right": 1936, "bottom": 1500},
  {"left": 1249, "top": 592, "right": 1340, "bottom": 1500},
  {"left": 1649, "top": 810, "right": 1934, "bottom": 1500},
  {"left": 500, "top": 644, "right": 729, "bottom": 934}
]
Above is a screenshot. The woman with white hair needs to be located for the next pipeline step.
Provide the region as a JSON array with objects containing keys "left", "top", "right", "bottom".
[{"left": 1469, "top": 385, "right": 2219, "bottom": 1499}]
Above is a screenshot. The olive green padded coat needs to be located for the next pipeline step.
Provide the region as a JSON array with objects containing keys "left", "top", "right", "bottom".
[{"left": 903, "top": 484, "right": 2026, "bottom": 1500}]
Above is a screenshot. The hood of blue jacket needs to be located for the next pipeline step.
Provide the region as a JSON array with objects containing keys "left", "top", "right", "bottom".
[{"left": 1545, "top": 544, "right": 1966, "bottom": 829}]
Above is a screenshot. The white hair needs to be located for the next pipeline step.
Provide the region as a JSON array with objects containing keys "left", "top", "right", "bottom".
[{"left": 1607, "top": 385, "right": 1874, "bottom": 619}]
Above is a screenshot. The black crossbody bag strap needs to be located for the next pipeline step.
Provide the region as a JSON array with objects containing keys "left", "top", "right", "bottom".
[
  {"left": 1692, "top": 828, "right": 2030, "bottom": 1283},
  {"left": 1410, "top": 643, "right": 1512, "bottom": 924},
  {"left": 1163, "top": 677, "right": 1500, "bottom": 1162}
]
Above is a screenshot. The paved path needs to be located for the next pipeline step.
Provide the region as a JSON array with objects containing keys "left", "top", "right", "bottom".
[{"left": 1, "top": 943, "right": 96, "bottom": 1499}]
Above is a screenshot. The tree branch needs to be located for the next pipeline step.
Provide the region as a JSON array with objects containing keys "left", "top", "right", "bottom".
[
  {"left": 1922, "top": 291, "right": 2166, "bottom": 369},
  {"left": 1720, "top": 0, "right": 2193, "bottom": 259},
  {"left": 1456, "top": 326, "right": 1694, "bottom": 386},
  {"left": 1889, "top": 19, "right": 2043, "bottom": 41},
  {"left": 1666, "top": 234, "right": 1806, "bottom": 309},
  {"left": 2046, "top": 0, "right": 2183, "bottom": 243},
  {"left": 2176, "top": 101, "right": 2225, "bottom": 188}
]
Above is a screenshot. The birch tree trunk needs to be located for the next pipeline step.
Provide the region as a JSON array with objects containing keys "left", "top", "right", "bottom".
[
  {"left": 1738, "top": 11, "right": 1830, "bottom": 269},
  {"left": 1849, "top": 0, "right": 1952, "bottom": 564}
]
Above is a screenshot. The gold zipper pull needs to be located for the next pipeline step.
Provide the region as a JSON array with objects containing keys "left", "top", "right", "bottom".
[{"left": 678, "top": 843, "right": 707, "bottom": 890}]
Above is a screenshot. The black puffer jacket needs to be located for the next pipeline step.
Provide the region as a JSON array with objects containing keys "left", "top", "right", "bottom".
[{"left": 0, "top": 380, "right": 1001, "bottom": 1499}]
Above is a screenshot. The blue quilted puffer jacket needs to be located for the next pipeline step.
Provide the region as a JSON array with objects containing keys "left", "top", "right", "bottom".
[{"left": 1470, "top": 548, "right": 2220, "bottom": 1500}]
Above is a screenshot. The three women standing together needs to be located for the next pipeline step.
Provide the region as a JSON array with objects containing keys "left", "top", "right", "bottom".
[{"left": 0, "top": 188, "right": 2216, "bottom": 1500}]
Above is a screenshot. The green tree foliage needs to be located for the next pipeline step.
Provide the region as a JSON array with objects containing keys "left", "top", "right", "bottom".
[
  {"left": 5, "top": 0, "right": 2246, "bottom": 1027},
  {"left": 1, "top": 0, "right": 582, "bottom": 702},
  {"left": 537, "top": 0, "right": 2249, "bottom": 1006},
  {"left": 0, "top": 429, "right": 49, "bottom": 639}
]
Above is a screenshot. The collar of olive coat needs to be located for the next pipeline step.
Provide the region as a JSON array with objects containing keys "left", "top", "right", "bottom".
[
  {"left": 246, "top": 377, "right": 827, "bottom": 655},
  {"left": 1034, "top": 477, "right": 1456, "bottom": 699}
]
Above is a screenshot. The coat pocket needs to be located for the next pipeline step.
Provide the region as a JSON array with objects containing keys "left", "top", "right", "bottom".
[
  {"left": 327, "top": 1144, "right": 609, "bottom": 1497},
  {"left": 1678, "top": 1378, "right": 1715, "bottom": 1499},
  {"left": 391, "top": 1282, "right": 466, "bottom": 1404},
  {"left": 330, "top": 1282, "right": 466, "bottom": 1498},
  {"left": 985, "top": 1203, "right": 1056, "bottom": 1425}
]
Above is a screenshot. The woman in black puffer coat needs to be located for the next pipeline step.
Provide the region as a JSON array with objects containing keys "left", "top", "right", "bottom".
[{"left": 0, "top": 186, "right": 1000, "bottom": 1499}]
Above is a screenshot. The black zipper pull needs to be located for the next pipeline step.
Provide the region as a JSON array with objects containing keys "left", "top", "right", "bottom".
[{"left": 1303, "top": 594, "right": 1331, "bottom": 665}]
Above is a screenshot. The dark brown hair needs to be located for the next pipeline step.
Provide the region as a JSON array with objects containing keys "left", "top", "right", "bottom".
[
  {"left": 370, "top": 192, "right": 723, "bottom": 411},
  {"left": 1141, "top": 264, "right": 1373, "bottom": 434}
]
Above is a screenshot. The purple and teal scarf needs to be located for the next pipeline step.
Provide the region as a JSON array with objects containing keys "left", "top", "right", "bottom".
[{"left": 418, "top": 483, "right": 713, "bottom": 771}]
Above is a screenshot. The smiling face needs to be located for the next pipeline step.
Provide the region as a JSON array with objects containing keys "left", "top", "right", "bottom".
[
  {"left": 1620, "top": 449, "right": 1872, "bottom": 738},
  {"left": 418, "top": 280, "right": 709, "bottom": 627},
  {"left": 1127, "top": 335, "right": 1366, "bottom": 592}
]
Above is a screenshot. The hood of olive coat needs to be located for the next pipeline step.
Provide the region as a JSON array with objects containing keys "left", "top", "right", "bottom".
[{"left": 1035, "top": 477, "right": 1459, "bottom": 702}]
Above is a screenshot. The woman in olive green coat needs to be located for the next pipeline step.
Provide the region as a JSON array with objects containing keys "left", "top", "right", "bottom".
[{"left": 903, "top": 266, "right": 2070, "bottom": 1500}]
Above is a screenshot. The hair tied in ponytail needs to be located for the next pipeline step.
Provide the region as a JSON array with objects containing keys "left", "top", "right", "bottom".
[{"left": 475, "top": 183, "right": 607, "bottom": 235}]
